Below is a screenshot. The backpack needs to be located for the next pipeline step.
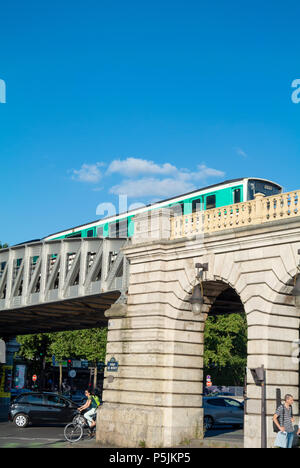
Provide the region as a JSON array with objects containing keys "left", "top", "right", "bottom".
[
  {"left": 273, "top": 404, "right": 293, "bottom": 433},
  {"left": 92, "top": 395, "right": 101, "bottom": 407}
]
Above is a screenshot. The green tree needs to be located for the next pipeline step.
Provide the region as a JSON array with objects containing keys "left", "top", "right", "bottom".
[
  {"left": 17, "top": 333, "right": 52, "bottom": 361},
  {"left": 0, "top": 242, "right": 8, "bottom": 249},
  {"left": 17, "top": 328, "right": 108, "bottom": 364},
  {"left": 49, "top": 328, "right": 108, "bottom": 363},
  {"left": 17, "top": 333, "right": 53, "bottom": 388},
  {"left": 204, "top": 313, "right": 247, "bottom": 386}
]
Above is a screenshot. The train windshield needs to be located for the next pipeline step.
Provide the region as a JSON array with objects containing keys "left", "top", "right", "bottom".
[{"left": 247, "top": 179, "right": 282, "bottom": 200}]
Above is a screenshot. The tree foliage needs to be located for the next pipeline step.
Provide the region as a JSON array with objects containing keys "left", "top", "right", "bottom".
[
  {"left": 204, "top": 313, "right": 247, "bottom": 386},
  {"left": 17, "top": 328, "right": 108, "bottom": 363},
  {"left": 0, "top": 242, "right": 8, "bottom": 249},
  {"left": 49, "top": 328, "right": 108, "bottom": 362},
  {"left": 17, "top": 334, "right": 51, "bottom": 360}
]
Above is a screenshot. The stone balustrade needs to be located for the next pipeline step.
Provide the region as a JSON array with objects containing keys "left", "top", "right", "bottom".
[{"left": 171, "top": 190, "right": 300, "bottom": 239}]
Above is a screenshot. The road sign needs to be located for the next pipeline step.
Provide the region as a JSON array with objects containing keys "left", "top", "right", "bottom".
[
  {"left": 206, "top": 375, "right": 212, "bottom": 387},
  {"left": 32, "top": 374, "right": 37, "bottom": 382},
  {"left": 107, "top": 357, "right": 119, "bottom": 372},
  {"left": 69, "top": 370, "right": 76, "bottom": 378}
]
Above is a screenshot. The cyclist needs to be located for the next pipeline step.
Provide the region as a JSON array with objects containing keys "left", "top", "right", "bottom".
[{"left": 78, "top": 389, "right": 100, "bottom": 434}]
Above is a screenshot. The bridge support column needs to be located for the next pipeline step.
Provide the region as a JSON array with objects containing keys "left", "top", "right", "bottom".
[
  {"left": 97, "top": 286, "right": 204, "bottom": 447},
  {"left": 0, "top": 337, "right": 20, "bottom": 421},
  {"left": 97, "top": 210, "right": 204, "bottom": 447}
]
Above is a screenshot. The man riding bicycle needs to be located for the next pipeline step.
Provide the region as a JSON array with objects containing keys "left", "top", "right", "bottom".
[{"left": 78, "top": 389, "right": 100, "bottom": 435}]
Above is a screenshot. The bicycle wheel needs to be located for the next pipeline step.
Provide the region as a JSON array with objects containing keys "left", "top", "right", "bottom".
[{"left": 64, "top": 423, "right": 83, "bottom": 443}]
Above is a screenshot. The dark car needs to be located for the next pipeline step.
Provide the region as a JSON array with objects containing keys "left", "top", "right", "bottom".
[
  {"left": 9, "top": 392, "right": 79, "bottom": 428},
  {"left": 10, "top": 388, "right": 33, "bottom": 402},
  {"left": 203, "top": 397, "right": 244, "bottom": 430}
]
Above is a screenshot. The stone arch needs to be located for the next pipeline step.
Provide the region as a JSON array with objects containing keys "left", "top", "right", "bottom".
[
  {"left": 175, "top": 263, "right": 248, "bottom": 441},
  {"left": 177, "top": 254, "right": 300, "bottom": 448}
]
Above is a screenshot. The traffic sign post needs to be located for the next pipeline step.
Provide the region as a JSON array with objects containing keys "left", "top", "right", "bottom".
[{"left": 206, "top": 375, "right": 212, "bottom": 387}]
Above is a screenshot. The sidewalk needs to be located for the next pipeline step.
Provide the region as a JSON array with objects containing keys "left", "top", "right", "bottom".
[
  {"left": 176, "top": 438, "right": 243, "bottom": 449},
  {"left": 66, "top": 435, "right": 243, "bottom": 449}
]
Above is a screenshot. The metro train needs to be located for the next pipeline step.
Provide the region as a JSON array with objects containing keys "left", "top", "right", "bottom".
[{"left": 42, "top": 177, "right": 282, "bottom": 242}]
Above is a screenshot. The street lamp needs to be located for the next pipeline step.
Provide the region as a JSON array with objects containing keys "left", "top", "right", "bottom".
[
  {"left": 190, "top": 263, "right": 208, "bottom": 315},
  {"left": 292, "top": 249, "right": 300, "bottom": 307}
]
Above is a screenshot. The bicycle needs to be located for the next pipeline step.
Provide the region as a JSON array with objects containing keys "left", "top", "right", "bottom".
[{"left": 64, "top": 410, "right": 96, "bottom": 443}]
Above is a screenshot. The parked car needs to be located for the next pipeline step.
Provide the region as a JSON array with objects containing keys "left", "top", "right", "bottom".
[
  {"left": 10, "top": 388, "right": 33, "bottom": 402},
  {"left": 9, "top": 392, "right": 79, "bottom": 428},
  {"left": 203, "top": 397, "right": 244, "bottom": 430}
]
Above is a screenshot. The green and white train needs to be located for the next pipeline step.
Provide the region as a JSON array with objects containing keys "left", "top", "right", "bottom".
[{"left": 43, "top": 177, "right": 282, "bottom": 242}]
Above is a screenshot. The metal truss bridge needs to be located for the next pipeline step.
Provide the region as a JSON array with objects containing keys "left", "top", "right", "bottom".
[{"left": 0, "top": 237, "right": 129, "bottom": 336}]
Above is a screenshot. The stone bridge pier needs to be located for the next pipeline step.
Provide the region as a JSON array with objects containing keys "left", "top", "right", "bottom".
[{"left": 97, "top": 209, "right": 300, "bottom": 448}]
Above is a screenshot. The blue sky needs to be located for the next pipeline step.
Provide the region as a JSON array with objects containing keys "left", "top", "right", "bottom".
[{"left": 1, "top": 0, "right": 300, "bottom": 245}]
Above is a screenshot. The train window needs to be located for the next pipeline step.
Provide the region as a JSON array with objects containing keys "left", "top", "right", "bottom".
[
  {"left": 87, "top": 229, "right": 94, "bottom": 238},
  {"left": 170, "top": 202, "right": 184, "bottom": 216},
  {"left": 97, "top": 226, "right": 104, "bottom": 238},
  {"left": 247, "top": 180, "right": 281, "bottom": 200},
  {"left": 206, "top": 195, "right": 216, "bottom": 210},
  {"left": 109, "top": 222, "right": 118, "bottom": 238},
  {"left": 109, "top": 220, "right": 128, "bottom": 238},
  {"left": 233, "top": 189, "right": 241, "bottom": 204},
  {"left": 119, "top": 219, "right": 128, "bottom": 237},
  {"left": 192, "top": 198, "right": 201, "bottom": 212},
  {"left": 66, "top": 232, "right": 81, "bottom": 238}
]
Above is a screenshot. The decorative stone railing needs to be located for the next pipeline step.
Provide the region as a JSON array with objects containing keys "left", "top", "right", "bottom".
[{"left": 170, "top": 191, "right": 300, "bottom": 239}]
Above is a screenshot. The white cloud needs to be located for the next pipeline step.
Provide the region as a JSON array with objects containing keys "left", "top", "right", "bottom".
[
  {"left": 234, "top": 147, "right": 248, "bottom": 158},
  {"left": 110, "top": 177, "right": 196, "bottom": 199},
  {"left": 71, "top": 157, "right": 225, "bottom": 200},
  {"left": 71, "top": 163, "right": 103, "bottom": 183},
  {"left": 109, "top": 161, "right": 225, "bottom": 199},
  {"left": 106, "top": 157, "right": 178, "bottom": 177},
  {"left": 195, "top": 164, "right": 225, "bottom": 179}
]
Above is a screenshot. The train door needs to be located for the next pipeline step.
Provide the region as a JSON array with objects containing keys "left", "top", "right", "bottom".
[{"left": 231, "top": 186, "right": 243, "bottom": 204}]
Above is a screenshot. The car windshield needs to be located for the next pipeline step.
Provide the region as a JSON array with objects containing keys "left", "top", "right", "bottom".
[{"left": 224, "top": 398, "right": 242, "bottom": 408}]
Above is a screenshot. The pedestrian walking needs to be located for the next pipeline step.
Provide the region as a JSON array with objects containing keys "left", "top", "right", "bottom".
[{"left": 273, "top": 394, "right": 295, "bottom": 448}]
